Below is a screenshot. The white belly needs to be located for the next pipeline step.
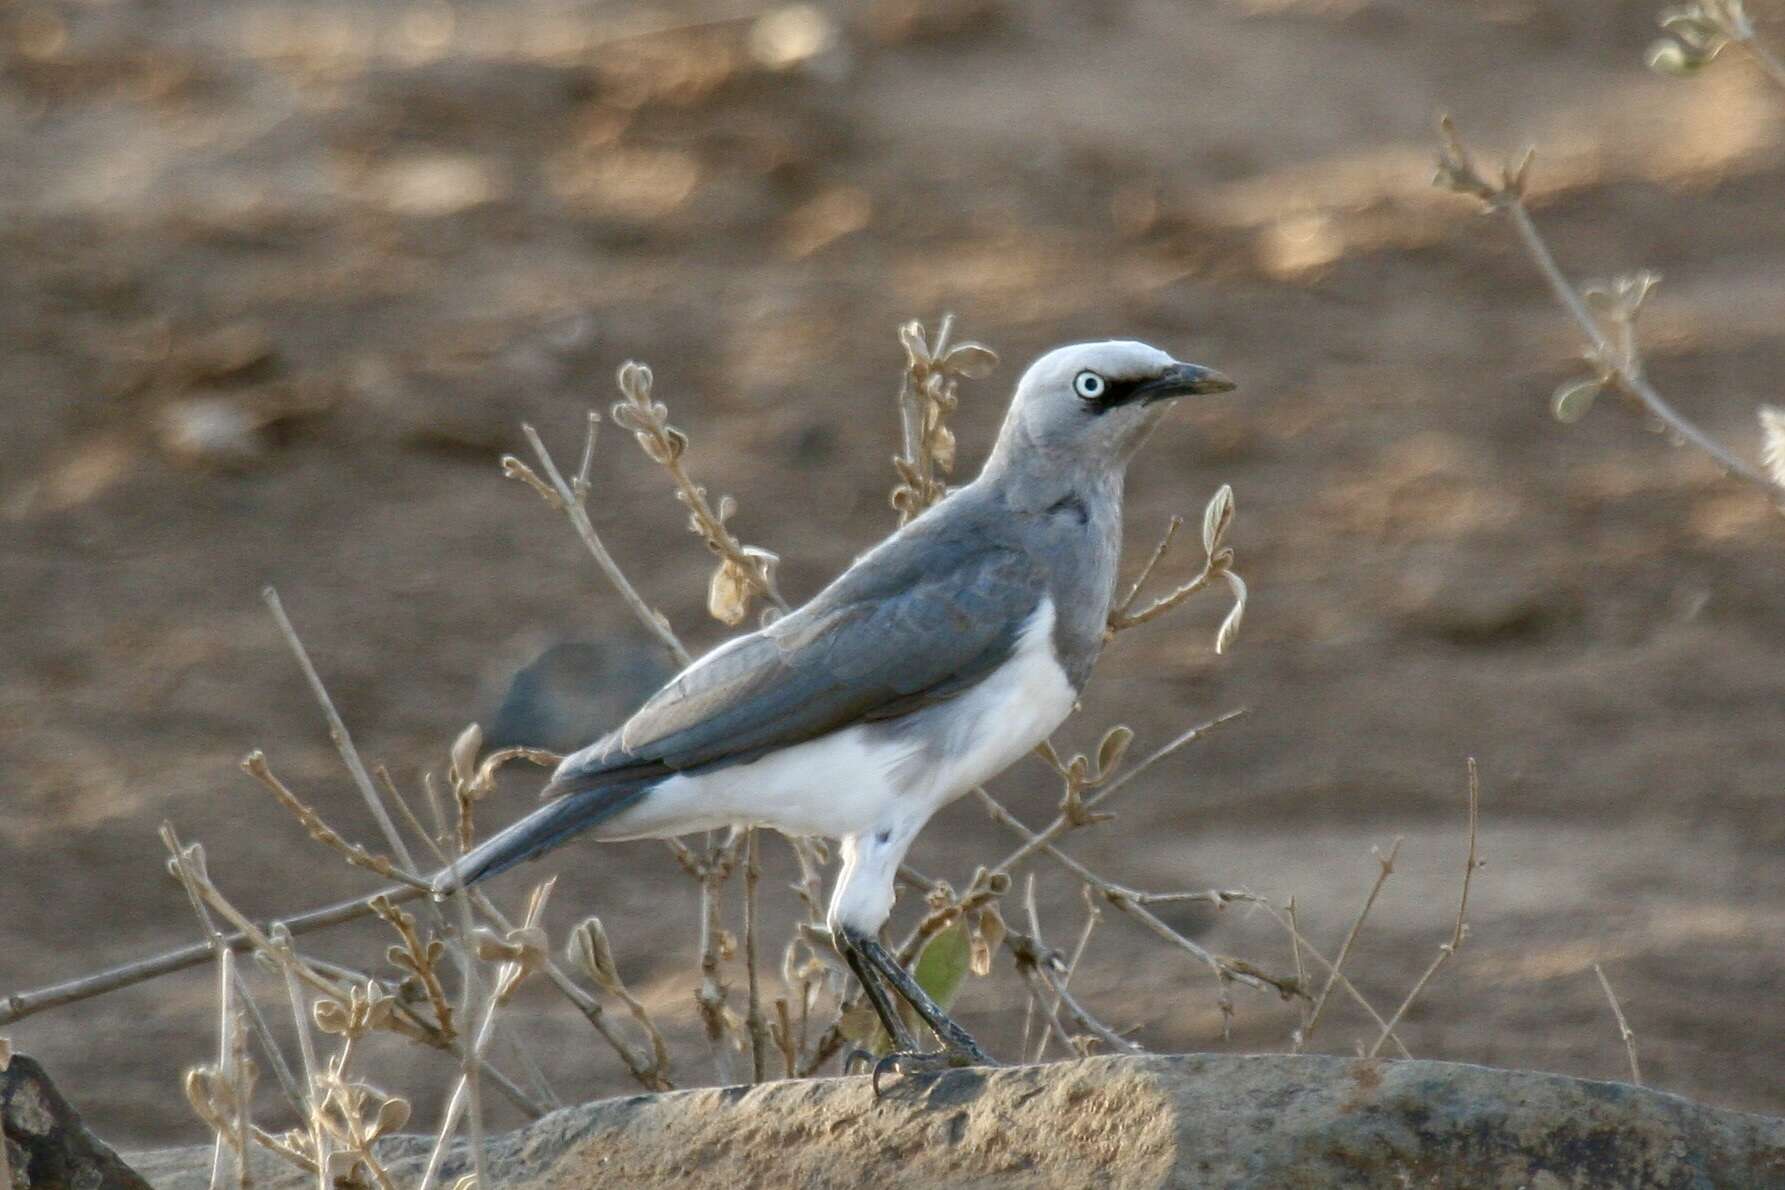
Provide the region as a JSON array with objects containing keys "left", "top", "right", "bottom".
[{"left": 597, "top": 599, "right": 1078, "bottom": 842}]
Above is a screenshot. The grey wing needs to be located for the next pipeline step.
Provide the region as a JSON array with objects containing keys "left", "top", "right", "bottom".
[{"left": 545, "top": 543, "right": 1043, "bottom": 796}]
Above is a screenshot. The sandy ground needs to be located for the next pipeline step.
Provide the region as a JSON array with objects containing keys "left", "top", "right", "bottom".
[{"left": 3, "top": 0, "right": 1783, "bottom": 1150}]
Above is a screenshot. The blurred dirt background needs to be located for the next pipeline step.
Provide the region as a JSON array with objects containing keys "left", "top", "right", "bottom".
[{"left": 3, "top": 0, "right": 1784, "bottom": 1150}]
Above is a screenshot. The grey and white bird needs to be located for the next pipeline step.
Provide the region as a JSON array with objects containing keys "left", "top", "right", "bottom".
[{"left": 433, "top": 340, "right": 1235, "bottom": 1077}]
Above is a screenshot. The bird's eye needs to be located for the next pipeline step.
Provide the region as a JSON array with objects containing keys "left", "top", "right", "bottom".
[{"left": 1073, "top": 371, "right": 1106, "bottom": 400}]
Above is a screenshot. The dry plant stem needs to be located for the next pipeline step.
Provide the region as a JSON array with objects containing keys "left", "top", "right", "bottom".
[
  {"left": 1114, "top": 516, "right": 1183, "bottom": 617},
  {"left": 1503, "top": 203, "right": 1769, "bottom": 489},
  {"left": 1437, "top": 120, "right": 1776, "bottom": 493},
  {"left": 242, "top": 752, "right": 430, "bottom": 891},
  {"left": 743, "top": 828, "right": 772, "bottom": 1083},
  {"left": 1366, "top": 760, "right": 1482, "bottom": 1058},
  {"left": 520, "top": 421, "right": 692, "bottom": 666},
  {"left": 795, "top": 1016, "right": 848, "bottom": 1079},
  {"left": 369, "top": 897, "right": 455, "bottom": 1040},
  {"left": 269, "top": 935, "right": 329, "bottom": 1190},
  {"left": 205, "top": 947, "right": 235, "bottom": 1190},
  {"left": 1593, "top": 962, "right": 1643, "bottom": 1086},
  {"left": 419, "top": 992, "right": 505, "bottom": 1190},
  {"left": 1254, "top": 902, "right": 1410, "bottom": 1058},
  {"left": 773, "top": 998, "right": 798, "bottom": 1078},
  {"left": 1034, "top": 891, "right": 1101, "bottom": 1063},
  {"left": 163, "top": 825, "right": 307, "bottom": 1119},
  {"left": 1286, "top": 897, "right": 1313, "bottom": 1036},
  {"left": 1046, "top": 970, "right": 1140, "bottom": 1056},
  {"left": 1015, "top": 963, "right": 1078, "bottom": 1057},
  {"left": 227, "top": 1004, "right": 251, "bottom": 1190},
  {"left": 694, "top": 836, "right": 742, "bottom": 1083},
  {"left": 895, "top": 313, "right": 953, "bottom": 523},
  {"left": 1300, "top": 837, "right": 1403, "bottom": 1050},
  {"left": 991, "top": 710, "right": 1247, "bottom": 876},
  {"left": 1107, "top": 554, "right": 1217, "bottom": 632},
  {"left": 383, "top": 765, "right": 648, "bottom": 1095},
  {"left": 612, "top": 366, "right": 789, "bottom": 617},
  {"left": 429, "top": 845, "right": 490, "bottom": 1190},
  {"left": 397, "top": 759, "right": 655, "bottom": 1098},
  {"left": 972, "top": 788, "right": 1291, "bottom": 999},
  {"left": 0, "top": 882, "right": 432, "bottom": 1027},
  {"left": 263, "top": 587, "right": 426, "bottom": 876},
  {"left": 1020, "top": 878, "right": 1139, "bottom": 1058},
  {"left": 212, "top": 761, "right": 540, "bottom": 1118},
  {"left": 167, "top": 836, "right": 544, "bottom": 1118},
  {"left": 480, "top": 887, "right": 670, "bottom": 1089}
]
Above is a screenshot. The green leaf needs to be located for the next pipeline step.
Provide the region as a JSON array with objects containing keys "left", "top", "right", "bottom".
[
  {"left": 900, "top": 920, "right": 974, "bottom": 1040},
  {"left": 856, "top": 923, "right": 977, "bottom": 1054}
]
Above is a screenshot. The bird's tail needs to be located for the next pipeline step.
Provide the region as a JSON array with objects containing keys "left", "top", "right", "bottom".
[{"left": 429, "top": 779, "right": 651, "bottom": 895}]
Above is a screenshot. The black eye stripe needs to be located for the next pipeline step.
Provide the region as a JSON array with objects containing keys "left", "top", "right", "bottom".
[{"left": 1082, "top": 377, "right": 1144, "bottom": 413}]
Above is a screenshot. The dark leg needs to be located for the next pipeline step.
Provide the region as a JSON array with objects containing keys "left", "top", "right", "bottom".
[
  {"left": 838, "top": 929, "right": 995, "bottom": 1093},
  {"left": 855, "top": 935, "right": 994, "bottom": 1065},
  {"left": 841, "top": 937, "right": 919, "bottom": 1055}
]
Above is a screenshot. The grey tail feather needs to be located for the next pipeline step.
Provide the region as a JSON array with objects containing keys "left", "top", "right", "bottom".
[{"left": 430, "top": 779, "right": 652, "bottom": 894}]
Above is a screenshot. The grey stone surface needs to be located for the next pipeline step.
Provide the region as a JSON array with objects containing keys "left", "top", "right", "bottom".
[
  {"left": 127, "top": 1053, "right": 1785, "bottom": 1188},
  {"left": 4, "top": 1052, "right": 152, "bottom": 1189}
]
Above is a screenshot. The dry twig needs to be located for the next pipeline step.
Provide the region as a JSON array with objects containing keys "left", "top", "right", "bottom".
[
  {"left": 1593, "top": 962, "right": 1644, "bottom": 1086},
  {"left": 511, "top": 418, "right": 692, "bottom": 666},
  {"left": 1435, "top": 117, "right": 1780, "bottom": 497},
  {"left": 1107, "top": 485, "right": 1246, "bottom": 654},
  {"left": 1366, "top": 760, "right": 1483, "bottom": 1057},
  {"left": 1298, "top": 837, "right": 1403, "bottom": 1050},
  {"left": 611, "top": 361, "right": 788, "bottom": 626},
  {"left": 1645, "top": 0, "right": 1785, "bottom": 93},
  {"left": 263, "top": 587, "right": 425, "bottom": 876},
  {"left": 890, "top": 315, "right": 998, "bottom": 523}
]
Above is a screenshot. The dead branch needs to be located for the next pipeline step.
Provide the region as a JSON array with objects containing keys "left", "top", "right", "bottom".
[
  {"left": 1435, "top": 117, "right": 1780, "bottom": 497},
  {"left": 1366, "top": 760, "right": 1483, "bottom": 1057},
  {"left": 1593, "top": 962, "right": 1644, "bottom": 1086},
  {"left": 1298, "top": 837, "right": 1403, "bottom": 1049}
]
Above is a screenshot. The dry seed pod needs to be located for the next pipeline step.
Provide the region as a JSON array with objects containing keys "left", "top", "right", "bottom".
[
  {"left": 1201, "top": 484, "right": 1235, "bottom": 555},
  {"left": 1551, "top": 379, "right": 1602, "bottom": 423},
  {"left": 449, "top": 722, "right": 483, "bottom": 790},
  {"left": 942, "top": 343, "right": 999, "bottom": 379},
  {"left": 1758, "top": 406, "right": 1785, "bottom": 488},
  {"left": 1216, "top": 571, "right": 1247, "bottom": 656},
  {"left": 1096, "top": 725, "right": 1135, "bottom": 778},
  {"left": 708, "top": 558, "right": 753, "bottom": 626},
  {"left": 569, "top": 917, "right": 622, "bottom": 991}
]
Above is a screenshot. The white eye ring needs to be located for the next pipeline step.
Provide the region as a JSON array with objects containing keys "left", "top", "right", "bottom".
[{"left": 1073, "top": 371, "right": 1106, "bottom": 400}]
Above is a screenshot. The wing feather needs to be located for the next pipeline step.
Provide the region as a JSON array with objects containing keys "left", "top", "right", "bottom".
[{"left": 547, "top": 535, "right": 1042, "bottom": 797}]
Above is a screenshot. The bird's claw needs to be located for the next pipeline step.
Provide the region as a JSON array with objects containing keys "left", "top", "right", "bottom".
[{"left": 870, "top": 1041, "right": 996, "bottom": 1096}]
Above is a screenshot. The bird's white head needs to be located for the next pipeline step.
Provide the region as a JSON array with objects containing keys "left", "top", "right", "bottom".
[{"left": 986, "top": 340, "right": 1236, "bottom": 475}]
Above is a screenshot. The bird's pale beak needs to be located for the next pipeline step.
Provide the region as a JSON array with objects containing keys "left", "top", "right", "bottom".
[{"left": 1136, "top": 361, "right": 1237, "bottom": 403}]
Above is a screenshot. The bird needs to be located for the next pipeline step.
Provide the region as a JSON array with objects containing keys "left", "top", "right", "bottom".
[{"left": 433, "top": 339, "right": 1236, "bottom": 1081}]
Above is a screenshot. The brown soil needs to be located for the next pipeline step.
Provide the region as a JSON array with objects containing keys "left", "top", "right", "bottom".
[{"left": 3, "top": 0, "right": 1783, "bottom": 1149}]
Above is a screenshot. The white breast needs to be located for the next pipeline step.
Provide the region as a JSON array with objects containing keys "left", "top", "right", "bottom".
[{"left": 908, "top": 598, "right": 1078, "bottom": 806}]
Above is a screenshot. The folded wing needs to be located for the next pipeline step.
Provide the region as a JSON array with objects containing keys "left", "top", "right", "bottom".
[{"left": 546, "top": 534, "right": 1043, "bottom": 798}]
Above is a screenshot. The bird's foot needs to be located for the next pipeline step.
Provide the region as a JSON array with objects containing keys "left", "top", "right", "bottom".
[{"left": 870, "top": 1036, "right": 997, "bottom": 1096}]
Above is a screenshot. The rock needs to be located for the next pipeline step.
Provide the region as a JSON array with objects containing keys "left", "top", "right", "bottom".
[
  {"left": 3, "top": 1052, "right": 151, "bottom": 1189},
  {"left": 128, "top": 1054, "right": 1785, "bottom": 1188}
]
